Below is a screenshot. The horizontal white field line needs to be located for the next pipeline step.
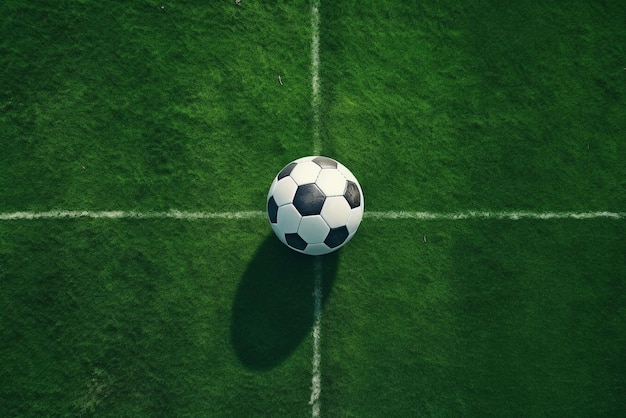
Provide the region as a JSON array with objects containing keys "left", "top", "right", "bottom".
[
  {"left": 0, "top": 210, "right": 624, "bottom": 221},
  {"left": 366, "top": 211, "right": 625, "bottom": 220},
  {"left": 0, "top": 210, "right": 266, "bottom": 220}
]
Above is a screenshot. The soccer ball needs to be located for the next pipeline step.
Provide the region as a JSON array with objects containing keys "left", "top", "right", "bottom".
[{"left": 267, "top": 156, "right": 364, "bottom": 255}]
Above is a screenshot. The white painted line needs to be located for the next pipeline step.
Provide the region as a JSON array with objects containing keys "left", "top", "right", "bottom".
[
  {"left": 0, "top": 210, "right": 266, "bottom": 220},
  {"left": 309, "top": 0, "right": 322, "bottom": 418},
  {"left": 1, "top": 210, "right": 624, "bottom": 221},
  {"left": 365, "top": 211, "right": 625, "bottom": 220},
  {"left": 311, "top": 0, "right": 321, "bottom": 156},
  {"left": 309, "top": 257, "right": 323, "bottom": 418},
  {"left": 309, "top": 2, "right": 323, "bottom": 416}
]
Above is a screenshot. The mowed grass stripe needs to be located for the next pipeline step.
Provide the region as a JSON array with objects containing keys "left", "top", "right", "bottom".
[{"left": 1, "top": 210, "right": 624, "bottom": 221}]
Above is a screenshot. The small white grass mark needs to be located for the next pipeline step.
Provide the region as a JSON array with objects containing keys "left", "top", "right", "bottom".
[
  {"left": 309, "top": 256, "right": 323, "bottom": 417},
  {"left": 311, "top": 0, "right": 321, "bottom": 156},
  {"left": 278, "top": 74, "right": 284, "bottom": 85}
]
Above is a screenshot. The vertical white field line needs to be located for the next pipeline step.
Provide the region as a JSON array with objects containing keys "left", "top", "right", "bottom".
[
  {"left": 309, "top": 1, "right": 323, "bottom": 417},
  {"left": 309, "top": 257, "right": 323, "bottom": 417},
  {"left": 311, "top": 0, "right": 321, "bottom": 156}
]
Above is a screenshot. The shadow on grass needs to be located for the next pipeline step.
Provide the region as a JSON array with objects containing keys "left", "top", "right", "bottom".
[{"left": 230, "top": 234, "right": 339, "bottom": 370}]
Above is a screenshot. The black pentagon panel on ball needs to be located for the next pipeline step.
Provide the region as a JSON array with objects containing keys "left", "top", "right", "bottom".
[
  {"left": 312, "top": 156, "right": 337, "bottom": 169},
  {"left": 344, "top": 180, "right": 361, "bottom": 208},
  {"left": 267, "top": 196, "right": 279, "bottom": 223},
  {"left": 293, "top": 183, "right": 326, "bottom": 216},
  {"left": 285, "top": 233, "right": 308, "bottom": 251},
  {"left": 278, "top": 162, "right": 298, "bottom": 180},
  {"left": 325, "top": 226, "right": 349, "bottom": 248}
]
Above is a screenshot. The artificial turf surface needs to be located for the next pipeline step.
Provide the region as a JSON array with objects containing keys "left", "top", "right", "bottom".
[{"left": 2, "top": 0, "right": 625, "bottom": 416}]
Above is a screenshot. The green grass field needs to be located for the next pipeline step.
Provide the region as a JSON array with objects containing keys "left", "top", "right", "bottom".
[{"left": 1, "top": 1, "right": 625, "bottom": 416}]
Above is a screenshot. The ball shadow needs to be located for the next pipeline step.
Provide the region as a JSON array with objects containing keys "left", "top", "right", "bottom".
[{"left": 230, "top": 234, "right": 339, "bottom": 370}]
